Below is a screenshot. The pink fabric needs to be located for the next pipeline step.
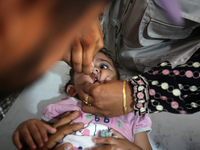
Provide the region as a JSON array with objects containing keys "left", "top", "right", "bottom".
[
  {"left": 42, "top": 97, "right": 152, "bottom": 142},
  {"left": 42, "top": 98, "right": 81, "bottom": 120}
]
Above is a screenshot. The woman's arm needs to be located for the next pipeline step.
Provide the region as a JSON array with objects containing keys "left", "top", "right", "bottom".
[{"left": 76, "top": 49, "right": 200, "bottom": 117}]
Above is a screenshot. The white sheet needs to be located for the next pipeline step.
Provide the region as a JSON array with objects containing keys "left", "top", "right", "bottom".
[{"left": 0, "top": 61, "right": 200, "bottom": 150}]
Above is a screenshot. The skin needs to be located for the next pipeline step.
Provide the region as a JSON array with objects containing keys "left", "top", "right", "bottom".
[
  {"left": 63, "top": 17, "right": 104, "bottom": 74},
  {"left": 12, "top": 52, "right": 118, "bottom": 150},
  {"left": 67, "top": 52, "right": 152, "bottom": 150},
  {"left": 70, "top": 17, "right": 134, "bottom": 118},
  {"left": 13, "top": 52, "right": 151, "bottom": 149},
  {"left": 6, "top": 0, "right": 106, "bottom": 149},
  {"left": 76, "top": 79, "right": 135, "bottom": 118},
  {"left": 13, "top": 111, "right": 84, "bottom": 150},
  {"left": 0, "top": 0, "right": 107, "bottom": 96},
  {"left": 73, "top": 51, "right": 118, "bottom": 87},
  {"left": 13, "top": 119, "right": 57, "bottom": 149},
  {"left": 91, "top": 130, "right": 152, "bottom": 150},
  {"left": 39, "top": 113, "right": 84, "bottom": 150}
]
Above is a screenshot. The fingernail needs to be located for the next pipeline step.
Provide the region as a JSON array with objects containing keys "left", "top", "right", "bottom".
[
  {"left": 32, "top": 145, "right": 36, "bottom": 149},
  {"left": 43, "top": 137, "right": 48, "bottom": 142},
  {"left": 39, "top": 143, "right": 44, "bottom": 148},
  {"left": 64, "top": 145, "right": 72, "bottom": 150},
  {"left": 92, "top": 138, "right": 97, "bottom": 143}
]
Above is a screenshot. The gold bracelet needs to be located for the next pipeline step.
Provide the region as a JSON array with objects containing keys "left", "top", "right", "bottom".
[{"left": 123, "top": 80, "right": 128, "bottom": 115}]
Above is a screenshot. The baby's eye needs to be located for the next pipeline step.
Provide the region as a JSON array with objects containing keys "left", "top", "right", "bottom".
[{"left": 100, "top": 64, "right": 108, "bottom": 69}]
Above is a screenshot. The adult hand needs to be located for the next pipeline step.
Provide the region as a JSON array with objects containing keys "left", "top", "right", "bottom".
[
  {"left": 0, "top": 0, "right": 107, "bottom": 95},
  {"left": 38, "top": 111, "right": 84, "bottom": 150},
  {"left": 63, "top": 17, "right": 104, "bottom": 74},
  {"left": 77, "top": 80, "right": 135, "bottom": 118}
]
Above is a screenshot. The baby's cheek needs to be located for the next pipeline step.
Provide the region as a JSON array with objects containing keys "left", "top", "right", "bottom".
[{"left": 105, "top": 77, "right": 111, "bottom": 81}]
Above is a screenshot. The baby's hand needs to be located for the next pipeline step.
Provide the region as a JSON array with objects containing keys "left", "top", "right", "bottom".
[
  {"left": 92, "top": 129, "right": 142, "bottom": 150},
  {"left": 12, "top": 119, "right": 57, "bottom": 150}
]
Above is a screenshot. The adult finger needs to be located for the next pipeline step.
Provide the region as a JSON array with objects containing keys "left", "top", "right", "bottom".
[
  {"left": 81, "top": 18, "right": 103, "bottom": 74},
  {"left": 54, "top": 143, "right": 73, "bottom": 150},
  {"left": 43, "top": 123, "right": 84, "bottom": 149},
  {"left": 77, "top": 81, "right": 99, "bottom": 102},
  {"left": 81, "top": 103, "right": 105, "bottom": 117},
  {"left": 82, "top": 43, "right": 95, "bottom": 74},
  {"left": 93, "top": 19, "right": 104, "bottom": 54},
  {"left": 53, "top": 111, "right": 80, "bottom": 128},
  {"left": 63, "top": 47, "right": 72, "bottom": 67},
  {"left": 71, "top": 36, "right": 83, "bottom": 73}
]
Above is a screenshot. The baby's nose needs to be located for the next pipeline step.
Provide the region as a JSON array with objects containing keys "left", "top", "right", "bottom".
[{"left": 92, "top": 67, "right": 99, "bottom": 74}]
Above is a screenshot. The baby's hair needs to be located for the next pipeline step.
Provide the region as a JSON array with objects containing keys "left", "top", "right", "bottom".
[{"left": 64, "top": 48, "right": 121, "bottom": 93}]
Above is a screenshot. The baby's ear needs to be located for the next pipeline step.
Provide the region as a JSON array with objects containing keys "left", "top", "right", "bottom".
[{"left": 66, "top": 85, "right": 77, "bottom": 97}]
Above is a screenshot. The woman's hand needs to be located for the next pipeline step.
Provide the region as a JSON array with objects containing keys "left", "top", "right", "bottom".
[
  {"left": 76, "top": 80, "right": 135, "bottom": 118},
  {"left": 63, "top": 17, "right": 104, "bottom": 75},
  {"left": 38, "top": 111, "right": 84, "bottom": 150}
]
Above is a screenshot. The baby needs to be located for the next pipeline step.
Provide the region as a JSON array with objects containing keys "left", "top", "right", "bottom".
[{"left": 13, "top": 49, "right": 152, "bottom": 150}]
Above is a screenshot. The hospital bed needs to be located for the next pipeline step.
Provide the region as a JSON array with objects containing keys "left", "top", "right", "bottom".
[{"left": 0, "top": 61, "right": 200, "bottom": 150}]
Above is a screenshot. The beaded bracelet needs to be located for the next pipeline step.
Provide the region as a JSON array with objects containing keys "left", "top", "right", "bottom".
[{"left": 123, "top": 80, "right": 128, "bottom": 115}]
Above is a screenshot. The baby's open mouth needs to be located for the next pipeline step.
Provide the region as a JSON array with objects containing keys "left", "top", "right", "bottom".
[{"left": 93, "top": 74, "right": 100, "bottom": 84}]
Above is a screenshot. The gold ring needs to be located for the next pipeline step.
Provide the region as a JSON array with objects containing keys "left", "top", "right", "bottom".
[{"left": 83, "top": 95, "right": 92, "bottom": 106}]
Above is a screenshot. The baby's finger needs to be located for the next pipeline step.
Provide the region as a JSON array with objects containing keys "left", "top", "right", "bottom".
[
  {"left": 37, "top": 123, "right": 56, "bottom": 143},
  {"left": 110, "top": 129, "right": 126, "bottom": 139},
  {"left": 12, "top": 130, "right": 23, "bottom": 150},
  {"left": 28, "top": 125, "right": 44, "bottom": 148},
  {"left": 44, "top": 124, "right": 57, "bottom": 134},
  {"left": 93, "top": 137, "right": 118, "bottom": 145},
  {"left": 20, "top": 127, "right": 37, "bottom": 149}
]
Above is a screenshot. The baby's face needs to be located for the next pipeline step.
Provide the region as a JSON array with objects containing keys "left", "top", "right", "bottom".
[{"left": 73, "top": 52, "right": 118, "bottom": 87}]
